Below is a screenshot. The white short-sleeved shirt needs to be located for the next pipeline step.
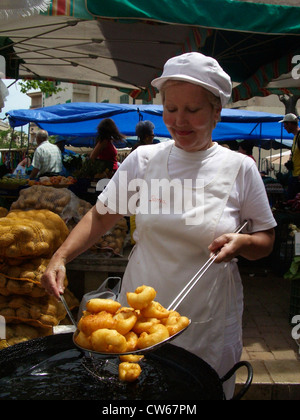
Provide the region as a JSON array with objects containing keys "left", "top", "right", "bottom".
[
  {"left": 32, "top": 141, "right": 62, "bottom": 176},
  {"left": 99, "top": 141, "right": 277, "bottom": 238}
]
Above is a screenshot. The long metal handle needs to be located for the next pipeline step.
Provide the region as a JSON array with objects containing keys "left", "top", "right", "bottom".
[
  {"left": 167, "top": 220, "right": 248, "bottom": 311},
  {"left": 60, "top": 294, "right": 77, "bottom": 328}
]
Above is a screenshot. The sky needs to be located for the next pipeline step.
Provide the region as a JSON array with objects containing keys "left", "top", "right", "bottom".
[{"left": 0, "top": 79, "right": 32, "bottom": 122}]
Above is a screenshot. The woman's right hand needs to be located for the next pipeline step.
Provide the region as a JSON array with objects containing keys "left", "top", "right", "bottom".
[{"left": 41, "top": 257, "right": 66, "bottom": 300}]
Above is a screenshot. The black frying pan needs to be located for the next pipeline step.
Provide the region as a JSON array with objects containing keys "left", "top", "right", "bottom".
[{"left": 0, "top": 333, "right": 252, "bottom": 400}]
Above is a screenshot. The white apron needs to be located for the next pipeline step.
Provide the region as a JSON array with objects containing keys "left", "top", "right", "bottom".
[{"left": 120, "top": 143, "right": 246, "bottom": 373}]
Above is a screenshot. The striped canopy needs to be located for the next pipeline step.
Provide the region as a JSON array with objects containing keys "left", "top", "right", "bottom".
[{"left": 1, "top": 0, "right": 299, "bottom": 103}]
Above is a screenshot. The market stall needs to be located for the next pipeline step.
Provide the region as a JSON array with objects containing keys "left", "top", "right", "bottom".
[
  {"left": 6, "top": 104, "right": 294, "bottom": 145},
  {"left": 1, "top": 103, "right": 299, "bottom": 349},
  {"left": 4, "top": 103, "right": 293, "bottom": 202},
  {"left": 0, "top": 204, "right": 79, "bottom": 348},
  {"left": 0, "top": 184, "right": 130, "bottom": 349}
]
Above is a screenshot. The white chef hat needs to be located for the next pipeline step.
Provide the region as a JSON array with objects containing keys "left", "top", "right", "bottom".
[{"left": 151, "top": 52, "right": 232, "bottom": 107}]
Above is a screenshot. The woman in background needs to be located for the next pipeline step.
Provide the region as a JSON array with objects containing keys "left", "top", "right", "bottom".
[
  {"left": 90, "top": 118, "right": 125, "bottom": 171},
  {"left": 131, "top": 120, "right": 155, "bottom": 151}
]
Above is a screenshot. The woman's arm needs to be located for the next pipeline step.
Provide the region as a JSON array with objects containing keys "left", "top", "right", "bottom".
[
  {"left": 208, "top": 228, "right": 275, "bottom": 263},
  {"left": 41, "top": 204, "right": 122, "bottom": 298},
  {"left": 90, "top": 140, "right": 107, "bottom": 161}
]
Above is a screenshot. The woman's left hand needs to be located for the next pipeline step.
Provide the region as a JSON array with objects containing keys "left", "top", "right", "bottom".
[
  {"left": 208, "top": 229, "right": 275, "bottom": 263},
  {"left": 208, "top": 233, "right": 248, "bottom": 263}
]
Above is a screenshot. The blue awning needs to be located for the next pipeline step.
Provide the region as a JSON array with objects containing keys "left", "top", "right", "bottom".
[{"left": 6, "top": 102, "right": 293, "bottom": 148}]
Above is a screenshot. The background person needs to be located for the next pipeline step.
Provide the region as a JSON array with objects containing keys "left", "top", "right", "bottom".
[
  {"left": 55, "top": 136, "right": 76, "bottom": 157},
  {"left": 89, "top": 118, "right": 126, "bottom": 171},
  {"left": 55, "top": 136, "right": 76, "bottom": 177},
  {"left": 238, "top": 140, "right": 256, "bottom": 162},
  {"left": 131, "top": 120, "right": 155, "bottom": 151},
  {"left": 30, "top": 130, "right": 62, "bottom": 179},
  {"left": 41, "top": 53, "right": 276, "bottom": 399},
  {"left": 130, "top": 120, "right": 155, "bottom": 242},
  {"left": 13, "top": 157, "right": 31, "bottom": 176},
  {"left": 280, "top": 113, "right": 300, "bottom": 199}
]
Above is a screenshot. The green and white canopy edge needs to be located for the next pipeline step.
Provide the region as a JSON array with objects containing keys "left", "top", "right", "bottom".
[{"left": 0, "top": 0, "right": 299, "bottom": 104}]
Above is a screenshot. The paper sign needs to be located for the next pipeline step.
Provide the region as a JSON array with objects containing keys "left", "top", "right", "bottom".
[{"left": 295, "top": 232, "right": 300, "bottom": 256}]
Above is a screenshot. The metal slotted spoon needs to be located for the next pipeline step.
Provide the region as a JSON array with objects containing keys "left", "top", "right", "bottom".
[
  {"left": 167, "top": 220, "right": 248, "bottom": 311},
  {"left": 61, "top": 220, "right": 248, "bottom": 357}
]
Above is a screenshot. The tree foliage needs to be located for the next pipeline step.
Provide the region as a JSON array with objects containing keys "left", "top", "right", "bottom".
[
  {"left": 18, "top": 80, "right": 63, "bottom": 95},
  {"left": 278, "top": 94, "right": 300, "bottom": 116}
]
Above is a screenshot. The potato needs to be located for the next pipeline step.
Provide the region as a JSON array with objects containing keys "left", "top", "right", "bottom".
[
  {"left": 30, "top": 306, "right": 41, "bottom": 319},
  {"left": 0, "top": 274, "right": 7, "bottom": 288},
  {"left": 16, "top": 307, "right": 30, "bottom": 319},
  {"left": 0, "top": 307, "right": 15, "bottom": 317},
  {"left": 7, "top": 267, "right": 22, "bottom": 278}
]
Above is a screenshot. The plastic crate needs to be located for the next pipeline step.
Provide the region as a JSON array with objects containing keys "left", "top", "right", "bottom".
[{"left": 290, "top": 279, "right": 300, "bottom": 323}]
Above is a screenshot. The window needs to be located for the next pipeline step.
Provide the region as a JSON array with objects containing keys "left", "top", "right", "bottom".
[{"left": 120, "top": 94, "right": 129, "bottom": 104}]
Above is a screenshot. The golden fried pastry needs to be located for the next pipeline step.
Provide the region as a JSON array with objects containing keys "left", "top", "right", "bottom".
[
  {"left": 141, "top": 301, "right": 170, "bottom": 319},
  {"left": 75, "top": 286, "right": 189, "bottom": 357},
  {"left": 119, "top": 354, "right": 144, "bottom": 363},
  {"left": 127, "top": 285, "right": 156, "bottom": 310},
  {"left": 75, "top": 331, "right": 93, "bottom": 350},
  {"left": 86, "top": 298, "right": 121, "bottom": 314},
  {"left": 78, "top": 311, "right": 115, "bottom": 336},
  {"left": 162, "top": 312, "right": 190, "bottom": 335},
  {"left": 119, "top": 362, "right": 142, "bottom": 382},
  {"left": 137, "top": 324, "right": 169, "bottom": 349},
  {"left": 132, "top": 316, "right": 160, "bottom": 334},
  {"left": 113, "top": 307, "right": 138, "bottom": 335},
  {"left": 90, "top": 328, "right": 127, "bottom": 353},
  {"left": 124, "top": 331, "right": 139, "bottom": 352}
]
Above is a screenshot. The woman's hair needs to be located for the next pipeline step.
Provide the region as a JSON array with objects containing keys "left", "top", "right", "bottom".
[
  {"left": 135, "top": 120, "right": 155, "bottom": 141},
  {"left": 239, "top": 140, "right": 254, "bottom": 156},
  {"left": 96, "top": 118, "right": 125, "bottom": 143}
]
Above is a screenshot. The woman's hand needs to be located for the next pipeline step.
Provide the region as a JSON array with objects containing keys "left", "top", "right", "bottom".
[
  {"left": 41, "top": 257, "right": 67, "bottom": 300},
  {"left": 208, "top": 229, "right": 275, "bottom": 263},
  {"left": 40, "top": 205, "right": 123, "bottom": 300}
]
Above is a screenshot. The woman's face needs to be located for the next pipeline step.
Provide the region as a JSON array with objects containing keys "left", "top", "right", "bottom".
[{"left": 162, "top": 82, "right": 221, "bottom": 153}]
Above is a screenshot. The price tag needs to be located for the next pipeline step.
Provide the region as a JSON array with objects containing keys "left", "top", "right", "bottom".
[{"left": 295, "top": 232, "right": 300, "bottom": 256}]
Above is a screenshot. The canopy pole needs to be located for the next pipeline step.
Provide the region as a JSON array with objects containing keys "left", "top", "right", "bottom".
[
  {"left": 279, "top": 123, "right": 283, "bottom": 173},
  {"left": 8, "top": 128, "right": 14, "bottom": 171},
  {"left": 26, "top": 124, "right": 30, "bottom": 170},
  {"left": 258, "top": 123, "right": 262, "bottom": 172}
]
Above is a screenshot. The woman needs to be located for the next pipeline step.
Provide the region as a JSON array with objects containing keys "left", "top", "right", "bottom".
[
  {"left": 41, "top": 53, "right": 276, "bottom": 399},
  {"left": 131, "top": 120, "right": 155, "bottom": 151},
  {"left": 90, "top": 118, "right": 125, "bottom": 171},
  {"left": 238, "top": 140, "right": 256, "bottom": 162}
]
